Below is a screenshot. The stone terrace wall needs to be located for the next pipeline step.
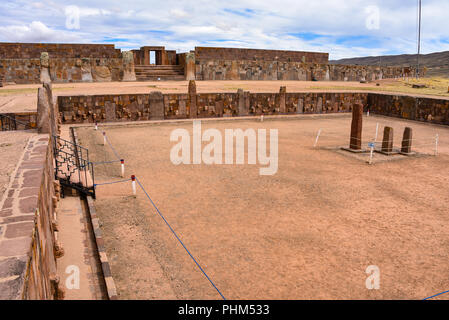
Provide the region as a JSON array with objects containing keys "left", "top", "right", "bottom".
[
  {"left": 0, "top": 43, "right": 121, "bottom": 59},
  {"left": 195, "top": 60, "right": 407, "bottom": 81},
  {"left": 58, "top": 90, "right": 449, "bottom": 126},
  {"left": 0, "top": 42, "right": 127, "bottom": 84},
  {"left": 58, "top": 91, "right": 368, "bottom": 124},
  {"left": 368, "top": 94, "right": 449, "bottom": 125},
  {"left": 0, "top": 58, "right": 125, "bottom": 84},
  {"left": 195, "top": 47, "right": 329, "bottom": 64},
  {"left": 0, "top": 135, "right": 60, "bottom": 299}
]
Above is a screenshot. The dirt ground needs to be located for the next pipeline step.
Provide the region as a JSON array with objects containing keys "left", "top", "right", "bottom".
[
  {"left": 76, "top": 114, "right": 449, "bottom": 300},
  {"left": 0, "top": 131, "right": 33, "bottom": 200},
  {"left": 1, "top": 79, "right": 448, "bottom": 113}
]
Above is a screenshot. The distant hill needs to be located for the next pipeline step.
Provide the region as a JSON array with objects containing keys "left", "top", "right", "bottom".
[{"left": 330, "top": 51, "right": 449, "bottom": 78}]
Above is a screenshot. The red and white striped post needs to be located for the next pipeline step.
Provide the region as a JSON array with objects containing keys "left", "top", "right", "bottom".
[
  {"left": 131, "top": 175, "right": 136, "bottom": 197},
  {"left": 121, "top": 159, "right": 125, "bottom": 177}
]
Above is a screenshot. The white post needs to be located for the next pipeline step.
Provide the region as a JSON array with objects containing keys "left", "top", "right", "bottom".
[
  {"left": 121, "top": 159, "right": 125, "bottom": 178},
  {"left": 435, "top": 134, "right": 439, "bottom": 156},
  {"left": 369, "top": 142, "right": 375, "bottom": 165},
  {"left": 314, "top": 129, "right": 322, "bottom": 148},
  {"left": 95, "top": 122, "right": 98, "bottom": 130},
  {"left": 367, "top": 109, "right": 370, "bottom": 117},
  {"left": 374, "top": 123, "right": 379, "bottom": 142},
  {"left": 261, "top": 115, "right": 264, "bottom": 122},
  {"left": 131, "top": 175, "right": 136, "bottom": 197},
  {"left": 103, "top": 132, "right": 106, "bottom": 146}
]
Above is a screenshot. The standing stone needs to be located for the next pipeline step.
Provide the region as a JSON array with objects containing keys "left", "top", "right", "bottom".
[
  {"left": 237, "top": 89, "right": 249, "bottom": 116},
  {"left": 105, "top": 101, "right": 116, "bottom": 122},
  {"left": 43, "top": 82, "right": 57, "bottom": 136},
  {"left": 81, "top": 58, "right": 93, "bottom": 82},
  {"left": 279, "top": 86, "right": 286, "bottom": 113},
  {"left": 122, "top": 51, "right": 136, "bottom": 82},
  {"left": 215, "top": 100, "right": 224, "bottom": 117},
  {"left": 349, "top": 103, "right": 363, "bottom": 150},
  {"left": 40, "top": 52, "right": 51, "bottom": 83},
  {"left": 37, "top": 87, "right": 51, "bottom": 133},
  {"left": 149, "top": 91, "right": 164, "bottom": 120},
  {"left": 188, "top": 80, "right": 197, "bottom": 118},
  {"left": 297, "top": 98, "right": 304, "bottom": 114},
  {"left": 185, "top": 52, "right": 196, "bottom": 81},
  {"left": 401, "top": 127, "right": 413, "bottom": 154},
  {"left": 317, "top": 97, "right": 323, "bottom": 113},
  {"left": 382, "top": 127, "right": 394, "bottom": 154}
]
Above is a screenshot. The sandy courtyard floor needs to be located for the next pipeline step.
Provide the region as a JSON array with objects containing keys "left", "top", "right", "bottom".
[{"left": 76, "top": 114, "right": 449, "bottom": 300}]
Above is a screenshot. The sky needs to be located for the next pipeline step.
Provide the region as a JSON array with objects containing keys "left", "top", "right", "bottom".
[{"left": 0, "top": 0, "right": 448, "bottom": 60}]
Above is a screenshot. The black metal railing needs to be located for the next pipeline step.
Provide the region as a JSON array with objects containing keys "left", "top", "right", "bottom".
[
  {"left": 53, "top": 135, "right": 95, "bottom": 198},
  {"left": 0, "top": 114, "right": 32, "bottom": 131}
]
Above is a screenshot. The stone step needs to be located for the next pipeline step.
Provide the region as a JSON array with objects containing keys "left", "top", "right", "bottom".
[
  {"left": 135, "top": 70, "right": 184, "bottom": 75},
  {"left": 135, "top": 65, "right": 184, "bottom": 70},
  {"left": 135, "top": 74, "right": 186, "bottom": 81}
]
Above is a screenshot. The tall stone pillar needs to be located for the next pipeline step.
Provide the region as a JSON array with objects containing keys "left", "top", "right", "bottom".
[
  {"left": 401, "top": 127, "right": 413, "bottom": 154},
  {"left": 279, "top": 86, "right": 286, "bottom": 113},
  {"left": 37, "top": 86, "right": 51, "bottom": 134},
  {"left": 381, "top": 127, "right": 394, "bottom": 154},
  {"left": 349, "top": 103, "right": 363, "bottom": 150},
  {"left": 42, "top": 82, "right": 58, "bottom": 136},
  {"left": 185, "top": 52, "right": 196, "bottom": 81},
  {"left": 188, "top": 80, "right": 197, "bottom": 118},
  {"left": 122, "top": 51, "right": 137, "bottom": 82},
  {"left": 40, "top": 52, "right": 51, "bottom": 83}
]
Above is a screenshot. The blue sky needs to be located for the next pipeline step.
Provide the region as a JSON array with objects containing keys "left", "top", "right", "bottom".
[{"left": 0, "top": 0, "right": 448, "bottom": 60}]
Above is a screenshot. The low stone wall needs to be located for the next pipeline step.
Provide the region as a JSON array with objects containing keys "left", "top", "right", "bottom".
[
  {"left": 57, "top": 89, "right": 449, "bottom": 126},
  {"left": 58, "top": 91, "right": 368, "bottom": 124},
  {"left": 0, "top": 112, "right": 37, "bottom": 130},
  {"left": 0, "top": 134, "right": 61, "bottom": 299},
  {"left": 368, "top": 94, "right": 449, "bottom": 125}
]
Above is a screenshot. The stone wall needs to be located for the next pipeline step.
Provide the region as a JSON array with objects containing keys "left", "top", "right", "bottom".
[
  {"left": 195, "top": 47, "right": 329, "bottom": 64},
  {"left": 58, "top": 90, "right": 368, "bottom": 124},
  {"left": 0, "top": 134, "right": 61, "bottom": 299},
  {"left": 0, "top": 43, "right": 121, "bottom": 59},
  {"left": 57, "top": 89, "right": 449, "bottom": 126},
  {"left": 368, "top": 94, "right": 449, "bottom": 125},
  {"left": 195, "top": 59, "right": 407, "bottom": 81},
  {"left": 0, "top": 57, "right": 125, "bottom": 84}
]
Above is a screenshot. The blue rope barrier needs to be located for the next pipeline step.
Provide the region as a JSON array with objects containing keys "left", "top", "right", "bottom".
[
  {"left": 103, "top": 133, "right": 122, "bottom": 160},
  {"left": 94, "top": 179, "right": 131, "bottom": 188},
  {"left": 135, "top": 177, "right": 226, "bottom": 300},
  {"left": 423, "top": 290, "right": 449, "bottom": 300}
]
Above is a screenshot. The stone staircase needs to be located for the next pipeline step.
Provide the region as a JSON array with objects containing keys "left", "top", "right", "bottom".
[
  {"left": 53, "top": 136, "right": 95, "bottom": 198},
  {"left": 135, "top": 65, "right": 185, "bottom": 81}
]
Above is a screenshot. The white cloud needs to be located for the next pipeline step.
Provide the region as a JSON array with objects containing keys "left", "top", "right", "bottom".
[
  {"left": 0, "top": 0, "right": 448, "bottom": 59},
  {"left": 0, "top": 21, "right": 83, "bottom": 42}
]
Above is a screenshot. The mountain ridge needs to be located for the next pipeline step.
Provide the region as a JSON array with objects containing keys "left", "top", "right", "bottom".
[{"left": 330, "top": 50, "right": 449, "bottom": 78}]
